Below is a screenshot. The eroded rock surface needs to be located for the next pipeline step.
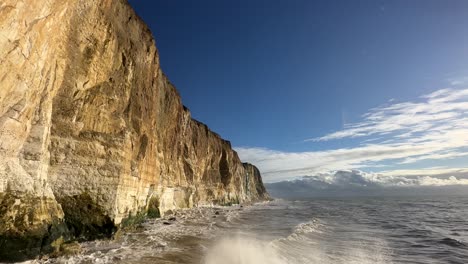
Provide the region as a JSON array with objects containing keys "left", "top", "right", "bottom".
[{"left": 0, "top": 0, "right": 268, "bottom": 261}]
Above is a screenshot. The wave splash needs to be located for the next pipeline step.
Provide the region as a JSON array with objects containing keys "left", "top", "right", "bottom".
[
  {"left": 203, "top": 236, "right": 285, "bottom": 264},
  {"left": 204, "top": 219, "right": 393, "bottom": 264}
]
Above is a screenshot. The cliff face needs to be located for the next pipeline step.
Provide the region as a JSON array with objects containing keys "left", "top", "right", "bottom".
[{"left": 0, "top": 0, "right": 268, "bottom": 261}]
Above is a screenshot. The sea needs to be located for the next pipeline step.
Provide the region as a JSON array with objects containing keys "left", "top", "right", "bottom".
[{"left": 35, "top": 195, "right": 468, "bottom": 264}]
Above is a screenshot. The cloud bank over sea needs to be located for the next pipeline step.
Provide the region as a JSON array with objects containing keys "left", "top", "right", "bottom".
[
  {"left": 265, "top": 169, "right": 468, "bottom": 198},
  {"left": 237, "top": 88, "right": 468, "bottom": 184}
]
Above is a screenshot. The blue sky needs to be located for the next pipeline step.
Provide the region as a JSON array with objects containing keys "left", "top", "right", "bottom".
[{"left": 129, "top": 1, "right": 468, "bottom": 183}]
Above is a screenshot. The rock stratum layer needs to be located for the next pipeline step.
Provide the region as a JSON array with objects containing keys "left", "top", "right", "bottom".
[{"left": 0, "top": 0, "right": 269, "bottom": 261}]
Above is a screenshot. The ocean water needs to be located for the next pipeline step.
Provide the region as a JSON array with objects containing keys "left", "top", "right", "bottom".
[{"left": 39, "top": 196, "right": 468, "bottom": 264}]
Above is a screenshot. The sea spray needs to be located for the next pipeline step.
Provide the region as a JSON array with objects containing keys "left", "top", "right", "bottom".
[
  {"left": 31, "top": 197, "right": 468, "bottom": 263},
  {"left": 204, "top": 236, "right": 285, "bottom": 264}
]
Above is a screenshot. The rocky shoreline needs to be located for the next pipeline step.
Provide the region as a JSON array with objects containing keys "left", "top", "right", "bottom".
[{"left": 25, "top": 204, "right": 252, "bottom": 263}]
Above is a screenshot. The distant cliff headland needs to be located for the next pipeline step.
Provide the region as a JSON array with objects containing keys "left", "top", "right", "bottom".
[{"left": 0, "top": 0, "right": 268, "bottom": 261}]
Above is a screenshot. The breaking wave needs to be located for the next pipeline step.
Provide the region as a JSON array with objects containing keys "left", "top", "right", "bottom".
[
  {"left": 203, "top": 219, "right": 392, "bottom": 264},
  {"left": 204, "top": 237, "right": 284, "bottom": 264},
  {"left": 33, "top": 197, "right": 468, "bottom": 264}
]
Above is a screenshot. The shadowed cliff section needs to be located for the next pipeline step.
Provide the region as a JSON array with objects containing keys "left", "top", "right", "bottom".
[{"left": 0, "top": 0, "right": 268, "bottom": 261}]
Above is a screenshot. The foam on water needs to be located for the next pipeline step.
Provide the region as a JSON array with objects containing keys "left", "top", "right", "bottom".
[
  {"left": 203, "top": 217, "right": 393, "bottom": 264},
  {"left": 26, "top": 197, "right": 468, "bottom": 264},
  {"left": 204, "top": 236, "right": 285, "bottom": 264}
]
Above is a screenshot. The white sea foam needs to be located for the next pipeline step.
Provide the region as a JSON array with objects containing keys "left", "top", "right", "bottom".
[
  {"left": 293, "top": 219, "right": 324, "bottom": 234},
  {"left": 29, "top": 201, "right": 398, "bottom": 264},
  {"left": 203, "top": 217, "right": 393, "bottom": 264},
  {"left": 203, "top": 236, "right": 286, "bottom": 264},
  {"left": 203, "top": 234, "right": 392, "bottom": 264}
]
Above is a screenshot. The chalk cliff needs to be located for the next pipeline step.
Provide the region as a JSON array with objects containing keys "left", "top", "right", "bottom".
[{"left": 0, "top": 0, "right": 269, "bottom": 261}]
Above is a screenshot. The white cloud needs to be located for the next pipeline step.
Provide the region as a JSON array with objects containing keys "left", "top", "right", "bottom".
[
  {"left": 417, "top": 176, "right": 468, "bottom": 186},
  {"left": 448, "top": 76, "right": 468, "bottom": 86},
  {"left": 398, "top": 151, "right": 468, "bottom": 164},
  {"left": 304, "top": 170, "right": 468, "bottom": 187},
  {"left": 377, "top": 167, "right": 468, "bottom": 177},
  {"left": 308, "top": 88, "right": 468, "bottom": 142},
  {"left": 236, "top": 88, "right": 468, "bottom": 183},
  {"left": 265, "top": 170, "right": 468, "bottom": 198}
]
